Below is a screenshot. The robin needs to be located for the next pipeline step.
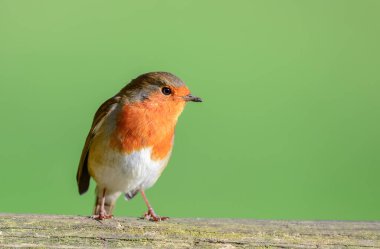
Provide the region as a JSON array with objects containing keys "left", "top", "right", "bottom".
[{"left": 76, "top": 72, "right": 202, "bottom": 221}]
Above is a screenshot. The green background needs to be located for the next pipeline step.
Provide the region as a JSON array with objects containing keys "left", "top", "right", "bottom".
[{"left": 1, "top": 0, "right": 379, "bottom": 220}]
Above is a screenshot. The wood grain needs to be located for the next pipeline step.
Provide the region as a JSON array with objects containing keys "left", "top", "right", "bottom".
[{"left": 0, "top": 214, "right": 379, "bottom": 248}]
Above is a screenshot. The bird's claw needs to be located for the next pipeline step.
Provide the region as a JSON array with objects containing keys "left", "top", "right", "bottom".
[
  {"left": 91, "top": 214, "right": 113, "bottom": 220},
  {"left": 143, "top": 208, "right": 169, "bottom": 222}
]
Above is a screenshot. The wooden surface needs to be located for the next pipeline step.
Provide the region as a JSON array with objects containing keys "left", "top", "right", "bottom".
[{"left": 0, "top": 214, "right": 379, "bottom": 248}]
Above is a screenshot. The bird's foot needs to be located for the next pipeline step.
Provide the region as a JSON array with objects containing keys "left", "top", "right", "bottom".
[
  {"left": 91, "top": 213, "right": 113, "bottom": 220},
  {"left": 143, "top": 208, "right": 169, "bottom": 222}
]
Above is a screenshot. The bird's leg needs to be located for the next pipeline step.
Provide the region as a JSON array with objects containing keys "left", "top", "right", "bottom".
[
  {"left": 92, "top": 188, "right": 113, "bottom": 220},
  {"left": 140, "top": 190, "right": 168, "bottom": 222}
]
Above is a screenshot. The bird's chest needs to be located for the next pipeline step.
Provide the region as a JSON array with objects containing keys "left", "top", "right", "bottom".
[
  {"left": 89, "top": 134, "right": 171, "bottom": 192},
  {"left": 111, "top": 102, "right": 177, "bottom": 161},
  {"left": 87, "top": 105, "right": 173, "bottom": 192}
]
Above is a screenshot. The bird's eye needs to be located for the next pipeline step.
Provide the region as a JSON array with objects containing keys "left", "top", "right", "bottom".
[{"left": 161, "top": 87, "right": 172, "bottom": 95}]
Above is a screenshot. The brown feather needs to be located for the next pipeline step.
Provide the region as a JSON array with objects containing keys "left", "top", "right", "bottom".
[{"left": 76, "top": 95, "right": 121, "bottom": 194}]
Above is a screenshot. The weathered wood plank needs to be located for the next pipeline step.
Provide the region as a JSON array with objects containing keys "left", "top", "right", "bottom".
[{"left": 0, "top": 214, "right": 379, "bottom": 248}]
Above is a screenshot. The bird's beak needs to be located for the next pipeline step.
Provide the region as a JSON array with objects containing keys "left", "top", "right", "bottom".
[{"left": 183, "top": 94, "right": 203, "bottom": 102}]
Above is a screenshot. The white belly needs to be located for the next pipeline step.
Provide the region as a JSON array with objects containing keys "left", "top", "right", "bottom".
[{"left": 88, "top": 137, "right": 170, "bottom": 194}]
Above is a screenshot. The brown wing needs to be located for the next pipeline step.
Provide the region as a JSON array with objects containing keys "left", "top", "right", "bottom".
[{"left": 76, "top": 95, "right": 121, "bottom": 194}]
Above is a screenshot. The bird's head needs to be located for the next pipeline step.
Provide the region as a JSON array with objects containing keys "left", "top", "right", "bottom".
[{"left": 121, "top": 72, "right": 202, "bottom": 106}]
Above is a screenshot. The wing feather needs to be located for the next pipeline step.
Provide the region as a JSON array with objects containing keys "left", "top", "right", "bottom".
[{"left": 76, "top": 95, "right": 121, "bottom": 194}]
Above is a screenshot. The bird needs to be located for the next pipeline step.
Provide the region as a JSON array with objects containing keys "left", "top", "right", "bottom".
[{"left": 76, "top": 72, "right": 202, "bottom": 221}]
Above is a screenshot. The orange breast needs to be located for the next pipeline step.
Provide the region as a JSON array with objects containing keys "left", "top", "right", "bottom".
[{"left": 111, "top": 92, "right": 186, "bottom": 160}]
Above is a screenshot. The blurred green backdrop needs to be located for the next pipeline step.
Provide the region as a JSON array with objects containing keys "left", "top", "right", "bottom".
[{"left": 0, "top": 0, "right": 379, "bottom": 220}]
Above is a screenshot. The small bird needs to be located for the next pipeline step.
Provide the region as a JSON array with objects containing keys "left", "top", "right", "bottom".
[{"left": 76, "top": 72, "right": 202, "bottom": 221}]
